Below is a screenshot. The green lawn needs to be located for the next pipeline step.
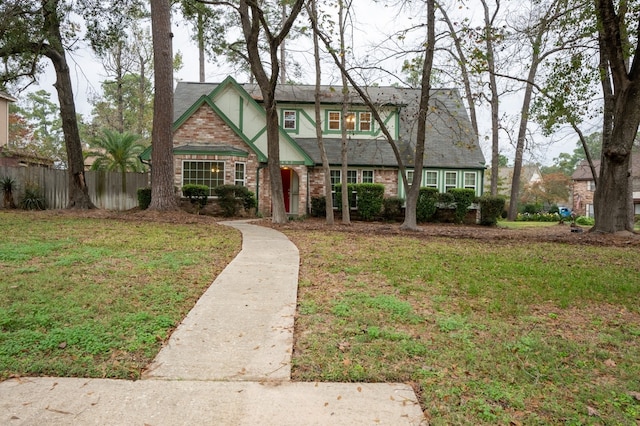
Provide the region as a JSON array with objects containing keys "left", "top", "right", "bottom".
[
  {"left": 0, "top": 211, "right": 241, "bottom": 380},
  {"left": 2, "top": 212, "right": 639, "bottom": 424},
  {"left": 284, "top": 229, "right": 640, "bottom": 425}
]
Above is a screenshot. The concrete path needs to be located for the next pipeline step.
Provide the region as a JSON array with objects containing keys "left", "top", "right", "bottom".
[{"left": 0, "top": 221, "right": 426, "bottom": 425}]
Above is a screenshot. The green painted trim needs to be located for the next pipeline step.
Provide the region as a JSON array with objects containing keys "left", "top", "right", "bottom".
[
  {"left": 172, "top": 95, "right": 209, "bottom": 131},
  {"left": 250, "top": 127, "right": 267, "bottom": 145},
  {"left": 238, "top": 95, "right": 244, "bottom": 133},
  {"left": 207, "top": 77, "right": 314, "bottom": 166},
  {"left": 299, "top": 109, "right": 316, "bottom": 128}
]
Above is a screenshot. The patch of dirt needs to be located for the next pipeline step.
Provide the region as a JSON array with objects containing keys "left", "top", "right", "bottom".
[
  {"left": 22, "top": 208, "right": 640, "bottom": 247},
  {"left": 264, "top": 217, "right": 640, "bottom": 247}
]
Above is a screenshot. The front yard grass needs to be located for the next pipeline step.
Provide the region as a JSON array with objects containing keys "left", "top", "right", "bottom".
[
  {"left": 285, "top": 230, "right": 640, "bottom": 425},
  {"left": 0, "top": 211, "right": 241, "bottom": 380},
  {"left": 2, "top": 212, "right": 639, "bottom": 424}
]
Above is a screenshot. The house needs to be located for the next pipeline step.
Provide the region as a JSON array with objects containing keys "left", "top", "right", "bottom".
[
  {"left": 0, "top": 91, "right": 53, "bottom": 168},
  {"left": 484, "top": 165, "right": 543, "bottom": 197},
  {"left": 144, "top": 76, "right": 486, "bottom": 216},
  {"left": 572, "top": 155, "right": 640, "bottom": 217},
  {"left": 0, "top": 91, "right": 16, "bottom": 147}
]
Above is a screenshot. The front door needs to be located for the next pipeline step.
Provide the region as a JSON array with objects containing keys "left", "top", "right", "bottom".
[{"left": 281, "top": 168, "right": 291, "bottom": 213}]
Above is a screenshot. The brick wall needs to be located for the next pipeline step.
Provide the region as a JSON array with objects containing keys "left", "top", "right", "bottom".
[{"left": 572, "top": 180, "right": 594, "bottom": 217}]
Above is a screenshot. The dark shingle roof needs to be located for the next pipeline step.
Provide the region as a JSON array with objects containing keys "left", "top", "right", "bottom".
[{"left": 173, "top": 81, "right": 486, "bottom": 169}]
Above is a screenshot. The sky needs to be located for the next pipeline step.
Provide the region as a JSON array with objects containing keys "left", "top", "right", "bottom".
[{"left": 14, "top": 1, "right": 587, "bottom": 167}]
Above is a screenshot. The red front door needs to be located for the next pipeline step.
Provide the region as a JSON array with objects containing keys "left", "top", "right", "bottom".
[{"left": 281, "top": 168, "right": 291, "bottom": 213}]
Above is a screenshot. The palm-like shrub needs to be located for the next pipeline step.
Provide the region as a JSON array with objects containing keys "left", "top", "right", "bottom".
[{"left": 86, "top": 130, "right": 147, "bottom": 192}]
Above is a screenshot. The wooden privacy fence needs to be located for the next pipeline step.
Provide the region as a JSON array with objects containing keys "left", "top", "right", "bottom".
[{"left": 0, "top": 165, "right": 150, "bottom": 210}]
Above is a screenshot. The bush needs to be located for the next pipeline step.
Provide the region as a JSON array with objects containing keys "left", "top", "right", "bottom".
[
  {"left": 1, "top": 176, "right": 17, "bottom": 209},
  {"left": 575, "top": 216, "right": 595, "bottom": 226},
  {"left": 355, "top": 183, "right": 384, "bottom": 220},
  {"left": 479, "top": 195, "right": 506, "bottom": 226},
  {"left": 521, "top": 203, "right": 543, "bottom": 214},
  {"left": 137, "top": 187, "right": 151, "bottom": 210},
  {"left": 310, "top": 196, "right": 326, "bottom": 217},
  {"left": 448, "top": 188, "right": 477, "bottom": 224},
  {"left": 182, "top": 184, "right": 209, "bottom": 211},
  {"left": 516, "top": 212, "right": 561, "bottom": 222},
  {"left": 213, "top": 185, "right": 257, "bottom": 217},
  {"left": 382, "top": 196, "right": 404, "bottom": 220},
  {"left": 417, "top": 187, "right": 439, "bottom": 222},
  {"left": 20, "top": 184, "right": 45, "bottom": 210}
]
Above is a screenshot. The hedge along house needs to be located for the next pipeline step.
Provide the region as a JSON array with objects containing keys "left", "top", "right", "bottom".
[{"left": 142, "top": 76, "right": 486, "bottom": 216}]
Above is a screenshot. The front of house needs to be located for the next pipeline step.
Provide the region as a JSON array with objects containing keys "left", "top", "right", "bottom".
[
  {"left": 572, "top": 156, "right": 640, "bottom": 217},
  {"left": 160, "top": 76, "right": 486, "bottom": 216}
]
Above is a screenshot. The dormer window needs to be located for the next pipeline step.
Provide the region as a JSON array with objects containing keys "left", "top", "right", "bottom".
[{"left": 359, "top": 112, "right": 371, "bottom": 131}]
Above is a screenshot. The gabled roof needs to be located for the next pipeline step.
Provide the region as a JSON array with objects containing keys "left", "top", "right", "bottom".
[
  {"left": 572, "top": 154, "right": 640, "bottom": 180},
  {"left": 173, "top": 80, "right": 486, "bottom": 170}
]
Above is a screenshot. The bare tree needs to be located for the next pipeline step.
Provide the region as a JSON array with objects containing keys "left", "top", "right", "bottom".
[
  {"left": 338, "top": 0, "right": 351, "bottom": 225},
  {"left": 309, "top": 0, "right": 334, "bottom": 224},
  {"left": 148, "top": 0, "right": 179, "bottom": 211}
]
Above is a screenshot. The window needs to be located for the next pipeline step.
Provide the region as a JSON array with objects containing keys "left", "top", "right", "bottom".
[
  {"left": 359, "top": 112, "right": 371, "bottom": 131},
  {"left": 346, "top": 170, "right": 357, "bottom": 208},
  {"left": 362, "top": 170, "right": 374, "bottom": 183},
  {"left": 330, "top": 170, "right": 341, "bottom": 207},
  {"left": 182, "top": 161, "right": 224, "bottom": 196},
  {"left": 235, "top": 162, "right": 246, "bottom": 186},
  {"left": 464, "top": 172, "right": 477, "bottom": 192},
  {"left": 328, "top": 112, "right": 341, "bottom": 130},
  {"left": 444, "top": 171, "right": 457, "bottom": 192},
  {"left": 586, "top": 203, "right": 594, "bottom": 218},
  {"left": 425, "top": 171, "right": 438, "bottom": 188},
  {"left": 587, "top": 180, "right": 596, "bottom": 191},
  {"left": 345, "top": 113, "right": 356, "bottom": 131},
  {"left": 283, "top": 110, "right": 297, "bottom": 130},
  {"left": 406, "top": 170, "right": 415, "bottom": 186}
]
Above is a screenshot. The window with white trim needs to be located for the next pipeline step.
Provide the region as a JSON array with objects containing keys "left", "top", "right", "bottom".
[
  {"left": 235, "top": 162, "right": 246, "bottom": 186},
  {"left": 406, "top": 170, "right": 415, "bottom": 186},
  {"left": 283, "top": 110, "right": 297, "bottom": 130},
  {"left": 586, "top": 203, "right": 594, "bottom": 218},
  {"left": 346, "top": 170, "right": 358, "bottom": 208},
  {"left": 362, "top": 170, "right": 374, "bottom": 183},
  {"left": 359, "top": 112, "right": 372, "bottom": 131},
  {"left": 587, "top": 180, "right": 596, "bottom": 191},
  {"left": 464, "top": 172, "right": 477, "bottom": 192},
  {"left": 328, "top": 112, "right": 341, "bottom": 130},
  {"left": 425, "top": 171, "right": 438, "bottom": 188},
  {"left": 444, "top": 171, "right": 457, "bottom": 192},
  {"left": 330, "top": 169, "right": 341, "bottom": 207},
  {"left": 182, "top": 160, "right": 224, "bottom": 196}
]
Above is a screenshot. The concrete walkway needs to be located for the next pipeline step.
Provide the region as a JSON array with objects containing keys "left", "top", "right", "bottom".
[{"left": 0, "top": 221, "right": 426, "bottom": 425}]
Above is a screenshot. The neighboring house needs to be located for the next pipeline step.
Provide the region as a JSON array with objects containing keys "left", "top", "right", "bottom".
[
  {"left": 143, "top": 76, "right": 486, "bottom": 216},
  {"left": 572, "top": 155, "right": 640, "bottom": 217},
  {"left": 0, "top": 91, "right": 16, "bottom": 147},
  {"left": 484, "top": 164, "right": 543, "bottom": 198},
  {"left": 0, "top": 91, "right": 53, "bottom": 168}
]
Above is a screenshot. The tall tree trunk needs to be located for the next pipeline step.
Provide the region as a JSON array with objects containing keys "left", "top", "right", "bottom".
[
  {"left": 43, "top": 0, "right": 95, "bottom": 209},
  {"left": 149, "top": 0, "right": 178, "bottom": 211},
  {"left": 402, "top": 0, "right": 435, "bottom": 231},
  {"left": 339, "top": 1, "right": 350, "bottom": 225},
  {"left": 309, "top": 0, "right": 333, "bottom": 224},
  {"left": 238, "top": 0, "right": 304, "bottom": 224},
  {"left": 481, "top": 0, "right": 501, "bottom": 196},
  {"left": 198, "top": 11, "right": 205, "bottom": 83},
  {"left": 593, "top": 0, "right": 639, "bottom": 233},
  {"left": 508, "top": 58, "right": 539, "bottom": 220}
]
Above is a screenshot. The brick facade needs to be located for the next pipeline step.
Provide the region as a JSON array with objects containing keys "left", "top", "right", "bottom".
[
  {"left": 174, "top": 105, "right": 309, "bottom": 216},
  {"left": 572, "top": 180, "right": 595, "bottom": 217}
]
